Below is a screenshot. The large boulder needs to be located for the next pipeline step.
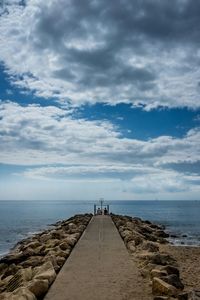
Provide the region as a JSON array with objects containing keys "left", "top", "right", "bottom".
[
  {"left": 17, "top": 267, "right": 33, "bottom": 282},
  {"left": 124, "top": 221, "right": 135, "bottom": 230},
  {"left": 161, "top": 265, "right": 180, "bottom": 277},
  {"left": 77, "top": 225, "right": 86, "bottom": 233},
  {"left": 59, "top": 241, "right": 71, "bottom": 251},
  {"left": 0, "top": 253, "right": 26, "bottom": 265},
  {"left": 39, "top": 233, "right": 52, "bottom": 243},
  {"left": 64, "top": 235, "right": 77, "bottom": 247},
  {"left": 67, "top": 223, "right": 78, "bottom": 233},
  {"left": 3, "top": 267, "right": 33, "bottom": 293},
  {"left": 0, "top": 275, "right": 13, "bottom": 293},
  {"left": 138, "top": 224, "right": 154, "bottom": 235},
  {"left": 55, "top": 256, "right": 65, "bottom": 267},
  {"left": 162, "top": 274, "right": 184, "bottom": 290},
  {"left": 155, "top": 230, "right": 169, "bottom": 238},
  {"left": 44, "top": 254, "right": 60, "bottom": 273},
  {"left": 127, "top": 241, "right": 136, "bottom": 252},
  {"left": 119, "top": 229, "right": 132, "bottom": 239},
  {"left": 0, "top": 264, "right": 8, "bottom": 275},
  {"left": 23, "top": 241, "right": 41, "bottom": 251},
  {"left": 22, "top": 248, "right": 36, "bottom": 258},
  {"left": 142, "top": 242, "right": 159, "bottom": 252},
  {"left": 51, "top": 230, "right": 66, "bottom": 240},
  {"left": 33, "top": 261, "right": 56, "bottom": 285},
  {"left": 114, "top": 219, "right": 126, "bottom": 228},
  {"left": 34, "top": 245, "right": 46, "bottom": 256},
  {"left": 177, "top": 291, "right": 194, "bottom": 300},
  {"left": 46, "top": 239, "right": 60, "bottom": 248},
  {"left": 20, "top": 256, "right": 43, "bottom": 268},
  {"left": 139, "top": 253, "right": 177, "bottom": 266},
  {"left": 55, "top": 248, "right": 70, "bottom": 259},
  {"left": 120, "top": 229, "right": 143, "bottom": 245},
  {"left": 42, "top": 247, "right": 54, "bottom": 256},
  {"left": 1, "top": 264, "right": 21, "bottom": 280},
  {"left": 152, "top": 277, "right": 178, "bottom": 297},
  {"left": 28, "top": 279, "right": 49, "bottom": 298},
  {"left": 68, "top": 223, "right": 77, "bottom": 230},
  {"left": 151, "top": 269, "right": 168, "bottom": 279}
]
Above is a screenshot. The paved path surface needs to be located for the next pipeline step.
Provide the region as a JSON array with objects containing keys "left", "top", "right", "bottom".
[{"left": 44, "top": 215, "right": 151, "bottom": 300}]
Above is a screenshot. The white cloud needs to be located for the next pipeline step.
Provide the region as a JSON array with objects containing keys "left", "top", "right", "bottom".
[
  {"left": 130, "top": 171, "right": 188, "bottom": 193},
  {"left": 0, "top": 0, "right": 200, "bottom": 109},
  {"left": 22, "top": 164, "right": 151, "bottom": 180},
  {"left": 0, "top": 101, "right": 200, "bottom": 197}
]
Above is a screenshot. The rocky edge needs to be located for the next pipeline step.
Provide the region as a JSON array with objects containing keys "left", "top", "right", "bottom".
[
  {"left": 111, "top": 214, "right": 198, "bottom": 300},
  {"left": 0, "top": 213, "right": 92, "bottom": 300}
]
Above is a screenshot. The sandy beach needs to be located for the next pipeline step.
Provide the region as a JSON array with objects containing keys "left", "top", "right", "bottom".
[{"left": 160, "top": 244, "right": 200, "bottom": 292}]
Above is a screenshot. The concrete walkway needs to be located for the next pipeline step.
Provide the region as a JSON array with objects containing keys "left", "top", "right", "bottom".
[{"left": 44, "top": 215, "right": 151, "bottom": 300}]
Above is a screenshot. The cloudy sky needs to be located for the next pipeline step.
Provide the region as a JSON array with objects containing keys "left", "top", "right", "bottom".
[{"left": 0, "top": 0, "right": 200, "bottom": 200}]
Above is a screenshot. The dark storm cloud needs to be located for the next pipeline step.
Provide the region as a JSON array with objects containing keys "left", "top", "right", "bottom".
[
  {"left": 37, "top": 0, "right": 200, "bottom": 47},
  {"left": 1, "top": 0, "right": 200, "bottom": 107},
  {"left": 33, "top": 0, "right": 200, "bottom": 88},
  {"left": 78, "top": 64, "right": 156, "bottom": 88},
  {"left": 102, "top": 0, "right": 200, "bottom": 44}
]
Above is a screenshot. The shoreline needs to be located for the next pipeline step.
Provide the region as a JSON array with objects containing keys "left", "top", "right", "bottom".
[
  {"left": 1, "top": 223, "right": 199, "bottom": 259},
  {"left": 0, "top": 213, "right": 199, "bottom": 299},
  {"left": 0, "top": 227, "right": 57, "bottom": 260},
  {"left": 1, "top": 230, "right": 199, "bottom": 259}
]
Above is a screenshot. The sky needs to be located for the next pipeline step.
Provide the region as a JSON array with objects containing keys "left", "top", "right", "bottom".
[{"left": 0, "top": 0, "right": 200, "bottom": 200}]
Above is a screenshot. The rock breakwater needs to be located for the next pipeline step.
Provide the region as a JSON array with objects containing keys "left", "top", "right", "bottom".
[
  {"left": 0, "top": 213, "right": 92, "bottom": 300},
  {"left": 111, "top": 214, "right": 197, "bottom": 300}
]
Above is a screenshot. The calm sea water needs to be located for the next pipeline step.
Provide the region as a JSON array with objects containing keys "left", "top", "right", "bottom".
[{"left": 0, "top": 200, "right": 200, "bottom": 256}]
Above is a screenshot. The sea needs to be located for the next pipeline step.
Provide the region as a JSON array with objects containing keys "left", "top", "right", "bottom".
[{"left": 0, "top": 200, "right": 200, "bottom": 257}]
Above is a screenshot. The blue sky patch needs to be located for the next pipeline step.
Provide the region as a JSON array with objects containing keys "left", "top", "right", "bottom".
[{"left": 74, "top": 103, "right": 200, "bottom": 140}]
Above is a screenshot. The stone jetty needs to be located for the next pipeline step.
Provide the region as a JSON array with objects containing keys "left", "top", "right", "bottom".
[
  {"left": 44, "top": 215, "right": 151, "bottom": 300},
  {"left": 0, "top": 213, "right": 196, "bottom": 300},
  {"left": 0, "top": 214, "right": 92, "bottom": 299}
]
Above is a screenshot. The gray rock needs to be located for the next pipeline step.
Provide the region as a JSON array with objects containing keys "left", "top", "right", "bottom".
[
  {"left": 20, "top": 256, "right": 43, "bottom": 268},
  {"left": 162, "top": 274, "right": 184, "bottom": 290},
  {"left": 161, "top": 265, "right": 180, "bottom": 277},
  {"left": 177, "top": 292, "right": 189, "bottom": 300},
  {"left": 155, "top": 230, "right": 169, "bottom": 238},
  {"left": 1, "top": 264, "right": 21, "bottom": 280},
  {"left": 33, "top": 261, "right": 56, "bottom": 285},
  {"left": 142, "top": 242, "right": 159, "bottom": 252},
  {"left": 28, "top": 279, "right": 49, "bottom": 298},
  {"left": 151, "top": 269, "right": 168, "bottom": 279},
  {"left": 152, "top": 277, "right": 178, "bottom": 296},
  {"left": 149, "top": 253, "right": 177, "bottom": 266}
]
